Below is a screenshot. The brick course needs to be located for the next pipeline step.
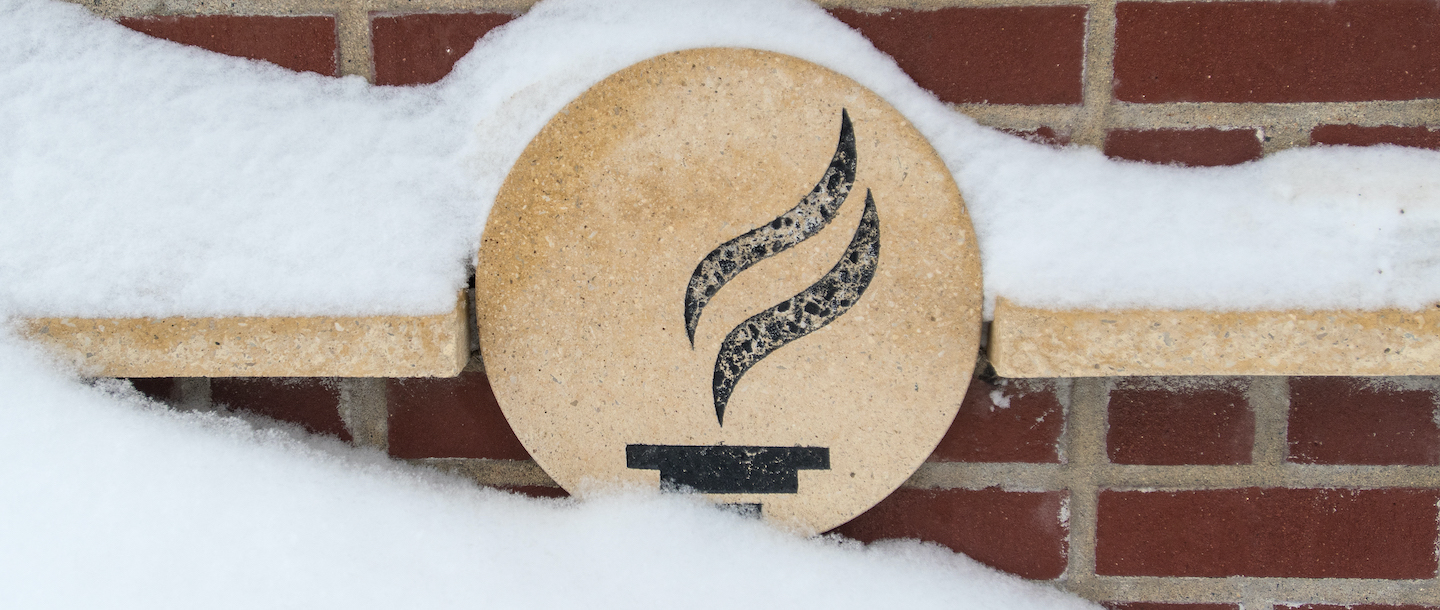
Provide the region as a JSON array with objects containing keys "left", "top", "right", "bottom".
[
  {"left": 1311, "top": 125, "right": 1440, "bottom": 151},
  {"left": 1114, "top": 0, "right": 1440, "bottom": 103},
  {"left": 118, "top": 15, "right": 338, "bottom": 76},
  {"left": 928, "top": 376, "right": 1063, "bottom": 463},
  {"left": 828, "top": 7, "right": 1085, "bottom": 105},
  {"left": 211, "top": 378, "right": 350, "bottom": 441},
  {"left": 831, "top": 488, "right": 1068, "bottom": 580},
  {"left": 1096, "top": 488, "right": 1440, "bottom": 578},
  {"left": 1104, "top": 129, "right": 1263, "bottom": 167},
  {"left": 371, "top": 13, "right": 516, "bottom": 86},
  {"left": 1288, "top": 378, "right": 1440, "bottom": 466},
  {"left": 386, "top": 372, "right": 532, "bottom": 460},
  {"left": 1107, "top": 380, "right": 1253, "bottom": 465}
]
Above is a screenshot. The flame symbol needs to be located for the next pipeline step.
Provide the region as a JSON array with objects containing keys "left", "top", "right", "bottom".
[{"left": 683, "top": 110, "right": 881, "bottom": 425}]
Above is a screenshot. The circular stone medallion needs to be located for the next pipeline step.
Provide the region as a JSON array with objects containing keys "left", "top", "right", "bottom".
[{"left": 477, "top": 48, "right": 982, "bottom": 534}]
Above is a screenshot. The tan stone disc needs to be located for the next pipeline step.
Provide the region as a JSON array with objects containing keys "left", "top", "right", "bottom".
[{"left": 476, "top": 48, "right": 982, "bottom": 534}]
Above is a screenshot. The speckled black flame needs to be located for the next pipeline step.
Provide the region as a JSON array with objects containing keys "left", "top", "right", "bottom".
[
  {"left": 709, "top": 190, "right": 879, "bottom": 425},
  {"left": 683, "top": 109, "right": 881, "bottom": 426},
  {"left": 683, "top": 109, "right": 857, "bottom": 347}
]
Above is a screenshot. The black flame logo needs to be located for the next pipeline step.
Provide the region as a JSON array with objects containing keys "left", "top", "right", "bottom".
[{"left": 683, "top": 109, "right": 881, "bottom": 425}]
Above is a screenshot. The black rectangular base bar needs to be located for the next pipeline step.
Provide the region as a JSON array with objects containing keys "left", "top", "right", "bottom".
[{"left": 625, "top": 444, "right": 830, "bottom": 494}]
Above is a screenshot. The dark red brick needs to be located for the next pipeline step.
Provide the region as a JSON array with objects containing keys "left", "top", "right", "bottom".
[
  {"left": 1107, "top": 379, "right": 1253, "bottom": 465},
  {"left": 118, "top": 15, "right": 337, "bottom": 76},
  {"left": 828, "top": 7, "right": 1085, "bottom": 105},
  {"left": 1104, "top": 129, "right": 1262, "bottom": 167},
  {"left": 929, "top": 376, "right": 1062, "bottom": 463},
  {"left": 1288, "top": 378, "right": 1440, "bottom": 466},
  {"left": 501, "top": 485, "right": 570, "bottom": 499},
  {"left": 127, "top": 378, "right": 178, "bottom": 403},
  {"left": 211, "top": 378, "right": 349, "bottom": 441},
  {"left": 1312, "top": 125, "right": 1440, "bottom": 151},
  {"left": 387, "top": 371, "right": 531, "bottom": 460},
  {"left": 831, "top": 488, "right": 1068, "bottom": 579},
  {"left": 1105, "top": 604, "right": 1238, "bottom": 610},
  {"left": 371, "top": 13, "right": 516, "bottom": 86},
  {"left": 1001, "top": 126, "right": 1073, "bottom": 148},
  {"left": 1284, "top": 605, "right": 1440, "bottom": 610},
  {"left": 1096, "top": 488, "right": 1440, "bottom": 578},
  {"left": 1115, "top": 0, "right": 1440, "bottom": 103}
]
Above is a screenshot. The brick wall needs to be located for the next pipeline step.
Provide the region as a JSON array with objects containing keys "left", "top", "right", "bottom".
[{"left": 77, "top": 0, "right": 1440, "bottom": 606}]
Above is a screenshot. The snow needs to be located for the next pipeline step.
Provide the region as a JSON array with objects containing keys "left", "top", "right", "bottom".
[
  {"left": 0, "top": 329, "right": 1098, "bottom": 608},
  {"left": 3, "top": 0, "right": 1440, "bottom": 318}
]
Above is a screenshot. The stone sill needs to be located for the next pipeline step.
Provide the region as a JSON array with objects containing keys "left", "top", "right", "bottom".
[
  {"left": 19, "top": 293, "right": 468, "bottom": 378},
  {"left": 990, "top": 297, "right": 1440, "bottom": 378},
  {"left": 22, "top": 293, "right": 1438, "bottom": 380}
]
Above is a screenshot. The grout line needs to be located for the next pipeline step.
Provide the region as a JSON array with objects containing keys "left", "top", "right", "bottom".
[
  {"left": 412, "top": 457, "right": 560, "bottom": 487},
  {"left": 904, "top": 462, "right": 1064, "bottom": 490},
  {"left": 1106, "top": 100, "right": 1440, "bottom": 131},
  {"left": 1059, "top": 377, "right": 1109, "bottom": 595},
  {"left": 1072, "top": 0, "right": 1116, "bottom": 148},
  {"left": 1098, "top": 464, "right": 1440, "bottom": 490},
  {"left": 1249, "top": 376, "right": 1290, "bottom": 467},
  {"left": 336, "top": 0, "right": 374, "bottom": 80},
  {"left": 949, "top": 104, "right": 1086, "bottom": 133},
  {"left": 909, "top": 462, "right": 1440, "bottom": 491},
  {"left": 66, "top": 0, "right": 348, "bottom": 18},
  {"left": 1086, "top": 576, "right": 1440, "bottom": 606},
  {"left": 1259, "top": 125, "right": 1309, "bottom": 155},
  {"left": 359, "top": 0, "right": 537, "bottom": 12},
  {"left": 174, "top": 377, "right": 214, "bottom": 411},
  {"left": 337, "top": 378, "right": 389, "bottom": 450}
]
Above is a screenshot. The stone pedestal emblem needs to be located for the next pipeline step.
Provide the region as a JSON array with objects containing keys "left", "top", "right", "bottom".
[{"left": 476, "top": 48, "right": 982, "bottom": 533}]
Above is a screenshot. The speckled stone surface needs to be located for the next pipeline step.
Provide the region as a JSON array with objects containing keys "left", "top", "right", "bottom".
[
  {"left": 22, "top": 294, "right": 468, "bottom": 378},
  {"left": 991, "top": 297, "right": 1440, "bottom": 377},
  {"left": 475, "top": 48, "right": 983, "bottom": 534}
]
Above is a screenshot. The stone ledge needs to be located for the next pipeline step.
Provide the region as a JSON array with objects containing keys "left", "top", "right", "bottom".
[
  {"left": 20, "top": 294, "right": 468, "bottom": 378},
  {"left": 990, "top": 297, "right": 1440, "bottom": 378}
]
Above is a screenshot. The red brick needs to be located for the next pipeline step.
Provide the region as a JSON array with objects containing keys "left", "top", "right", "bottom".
[
  {"left": 127, "top": 378, "right": 178, "bottom": 403},
  {"left": 1107, "top": 379, "right": 1253, "bottom": 465},
  {"left": 118, "top": 15, "right": 337, "bottom": 76},
  {"left": 1288, "top": 378, "right": 1440, "bottom": 466},
  {"left": 1096, "top": 488, "right": 1440, "bottom": 578},
  {"left": 1001, "top": 126, "right": 1072, "bottom": 148},
  {"left": 828, "top": 7, "right": 1085, "bottom": 105},
  {"left": 371, "top": 13, "right": 516, "bottom": 86},
  {"left": 1312, "top": 125, "right": 1440, "bottom": 151},
  {"left": 929, "top": 376, "right": 1062, "bottom": 463},
  {"left": 501, "top": 485, "right": 570, "bottom": 499},
  {"left": 1105, "top": 604, "right": 1238, "bottom": 610},
  {"left": 831, "top": 488, "right": 1068, "bottom": 579},
  {"left": 387, "top": 371, "right": 531, "bottom": 460},
  {"left": 1104, "top": 129, "right": 1262, "bottom": 167},
  {"left": 211, "top": 378, "right": 350, "bottom": 442},
  {"left": 1115, "top": 0, "right": 1440, "bottom": 103},
  {"left": 1284, "top": 606, "right": 1440, "bottom": 610}
]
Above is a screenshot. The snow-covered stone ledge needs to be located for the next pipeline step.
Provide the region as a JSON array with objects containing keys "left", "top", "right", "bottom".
[
  {"left": 990, "top": 298, "right": 1440, "bottom": 377},
  {"left": 19, "top": 294, "right": 468, "bottom": 378}
]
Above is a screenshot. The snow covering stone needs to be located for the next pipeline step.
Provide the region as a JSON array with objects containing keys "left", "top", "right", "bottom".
[{"left": 3, "top": 0, "right": 1439, "bottom": 319}]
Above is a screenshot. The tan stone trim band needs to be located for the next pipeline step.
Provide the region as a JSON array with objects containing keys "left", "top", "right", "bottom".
[
  {"left": 20, "top": 293, "right": 468, "bottom": 378},
  {"left": 989, "top": 298, "right": 1440, "bottom": 377}
]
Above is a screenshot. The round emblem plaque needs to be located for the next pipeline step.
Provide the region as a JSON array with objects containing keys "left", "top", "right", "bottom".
[{"left": 476, "top": 48, "right": 982, "bottom": 533}]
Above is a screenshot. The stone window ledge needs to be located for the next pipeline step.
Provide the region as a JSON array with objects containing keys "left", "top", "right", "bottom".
[
  {"left": 19, "top": 293, "right": 468, "bottom": 378},
  {"left": 990, "top": 297, "right": 1440, "bottom": 378}
]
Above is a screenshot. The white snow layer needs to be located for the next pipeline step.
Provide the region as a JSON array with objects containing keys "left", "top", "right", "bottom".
[
  {"left": 3, "top": 0, "right": 1440, "bottom": 318},
  {"left": 0, "top": 329, "right": 1098, "bottom": 609}
]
